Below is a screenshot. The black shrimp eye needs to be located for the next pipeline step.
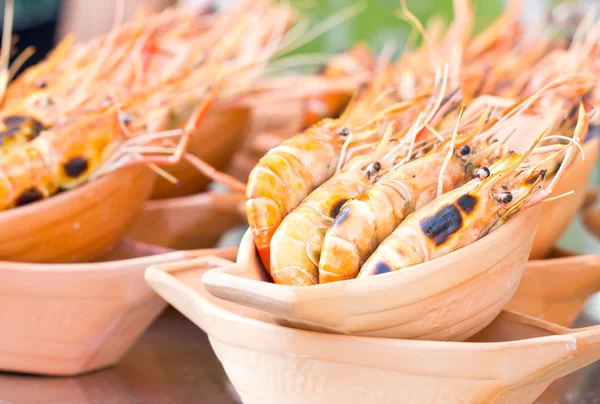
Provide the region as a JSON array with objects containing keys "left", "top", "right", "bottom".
[
  {"left": 366, "top": 161, "right": 381, "bottom": 179},
  {"left": 459, "top": 145, "right": 471, "bottom": 156},
  {"left": 339, "top": 127, "right": 350, "bottom": 136},
  {"left": 498, "top": 192, "right": 513, "bottom": 203},
  {"left": 121, "top": 114, "right": 133, "bottom": 125},
  {"left": 475, "top": 167, "right": 490, "bottom": 179}
]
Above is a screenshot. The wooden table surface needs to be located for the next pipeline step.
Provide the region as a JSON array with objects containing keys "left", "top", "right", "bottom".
[{"left": 1, "top": 306, "right": 599, "bottom": 404}]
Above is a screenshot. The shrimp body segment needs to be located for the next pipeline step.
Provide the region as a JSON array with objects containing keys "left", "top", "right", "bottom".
[
  {"left": 318, "top": 148, "right": 469, "bottom": 283},
  {"left": 358, "top": 104, "right": 588, "bottom": 277},
  {"left": 357, "top": 154, "right": 535, "bottom": 276},
  {"left": 245, "top": 121, "right": 350, "bottom": 272},
  {"left": 269, "top": 168, "right": 375, "bottom": 286}
]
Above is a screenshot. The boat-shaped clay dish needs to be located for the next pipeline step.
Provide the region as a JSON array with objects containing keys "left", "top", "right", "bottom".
[
  {"left": 0, "top": 240, "right": 237, "bottom": 376},
  {"left": 506, "top": 248, "right": 600, "bottom": 327},
  {"left": 529, "top": 137, "right": 599, "bottom": 259},
  {"left": 0, "top": 165, "right": 156, "bottom": 263},
  {"left": 128, "top": 191, "right": 246, "bottom": 249},
  {"left": 507, "top": 193, "right": 600, "bottom": 326},
  {"left": 145, "top": 254, "right": 600, "bottom": 404},
  {"left": 201, "top": 205, "right": 542, "bottom": 341},
  {"left": 150, "top": 107, "right": 251, "bottom": 199}
]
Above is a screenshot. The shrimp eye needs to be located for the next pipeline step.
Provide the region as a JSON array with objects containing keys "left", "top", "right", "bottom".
[
  {"left": 339, "top": 127, "right": 350, "bottom": 136},
  {"left": 39, "top": 96, "right": 53, "bottom": 107},
  {"left": 36, "top": 80, "right": 47, "bottom": 89},
  {"left": 497, "top": 192, "right": 513, "bottom": 204},
  {"left": 366, "top": 161, "right": 381, "bottom": 179},
  {"left": 475, "top": 167, "right": 490, "bottom": 179},
  {"left": 459, "top": 145, "right": 471, "bottom": 156},
  {"left": 121, "top": 114, "right": 133, "bottom": 125}
]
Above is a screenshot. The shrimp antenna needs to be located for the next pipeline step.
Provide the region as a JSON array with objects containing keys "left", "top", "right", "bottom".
[
  {"left": 476, "top": 128, "right": 549, "bottom": 190},
  {"left": 543, "top": 190, "right": 575, "bottom": 204},
  {"left": 418, "top": 63, "right": 450, "bottom": 132},
  {"left": 405, "top": 113, "right": 425, "bottom": 163},
  {"left": 8, "top": 46, "right": 35, "bottom": 81},
  {"left": 336, "top": 131, "right": 355, "bottom": 173},
  {"left": 437, "top": 105, "right": 465, "bottom": 197},
  {"left": 398, "top": 0, "right": 440, "bottom": 67},
  {"left": 0, "top": 0, "right": 15, "bottom": 105},
  {"left": 546, "top": 103, "right": 589, "bottom": 194}
]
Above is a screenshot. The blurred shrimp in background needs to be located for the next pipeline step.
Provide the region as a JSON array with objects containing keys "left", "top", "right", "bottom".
[{"left": 0, "top": 0, "right": 176, "bottom": 78}]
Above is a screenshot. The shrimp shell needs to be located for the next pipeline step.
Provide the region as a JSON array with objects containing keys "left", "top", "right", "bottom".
[
  {"left": 318, "top": 150, "right": 467, "bottom": 283},
  {"left": 246, "top": 121, "right": 350, "bottom": 273}
]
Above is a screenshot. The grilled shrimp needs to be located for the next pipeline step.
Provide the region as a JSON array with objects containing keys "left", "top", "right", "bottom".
[
  {"left": 268, "top": 122, "right": 413, "bottom": 286},
  {"left": 0, "top": 83, "right": 220, "bottom": 211},
  {"left": 245, "top": 89, "right": 433, "bottom": 273},
  {"left": 268, "top": 84, "right": 462, "bottom": 286},
  {"left": 318, "top": 106, "right": 501, "bottom": 283},
  {"left": 358, "top": 104, "right": 589, "bottom": 276}
]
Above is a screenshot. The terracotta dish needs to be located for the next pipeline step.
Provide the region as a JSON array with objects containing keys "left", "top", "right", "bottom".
[
  {"left": 128, "top": 191, "right": 246, "bottom": 249},
  {"left": 0, "top": 165, "right": 155, "bottom": 263},
  {"left": 529, "top": 138, "right": 599, "bottom": 259},
  {"left": 0, "top": 240, "right": 237, "bottom": 376},
  {"left": 146, "top": 253, "right": 600, "bottom": 404},
  {"left": 201, "top": 205, "right": 542, "bottom": 341},
  {"left": 150, "top": 107, "right": 251, "bottom": 200},
  {"left": 508, "top": 190, "right": 599, "bottom": 326}
]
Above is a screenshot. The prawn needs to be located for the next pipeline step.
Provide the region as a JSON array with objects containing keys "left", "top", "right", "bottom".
[
  {"left": 245, "top": 83, "right": 435, "bottom": 273},
  {"left": 318, "top": 104, "right": 503, "bottom": 283},
  {"left": 268, "top": 78, "right": 462, "bottom": 286},
  {"left": 268, "top": 122, "right": 413, "bottom": 286},
  {"left": 0, "top": 83, "right": 223, "bottom": 211},
  {"left": 358, "top": 103, "right": 589, "bottom": 276}
]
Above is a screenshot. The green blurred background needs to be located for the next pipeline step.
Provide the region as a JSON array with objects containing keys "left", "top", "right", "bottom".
[{"left": 287, "top": 0, "right": 503, "bottom": 54}]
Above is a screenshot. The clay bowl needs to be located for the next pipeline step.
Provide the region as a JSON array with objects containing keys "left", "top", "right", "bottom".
[
  {"left": 506, "top": 248, "right": 600, "bottom": 327},
  {"left": 529, "top": 137, "right": 600, "bottom": 259},
  {"left": 145, "top": 254, "right": 600, "bottom": 404},
  {"left": 150, "top": 106, "right": 252, "bottom": 200},
  {"left": 128, "top": 190, "right": 246, "bottom": 250},
  {"left": 201, "top": 205, "right": 543, "bottom": 341},
  {"left": 0, "top": 165, "right": 156, "bottom": 263},
  {"left": 507, "top": 191, "right": 600, "bottom": 326},
  {"left": 0, "top": 239, "right": 238, "bottom": 376}
]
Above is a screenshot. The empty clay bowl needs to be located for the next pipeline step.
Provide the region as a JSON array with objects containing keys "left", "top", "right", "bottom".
[
  {"left": 128, "top": 191, "right": 246, "bottom": 249},
  {"left": 201, "top": 205, "right": 542, "bottom": 341},
  {"left": 529, "top": 137, "right": 600, "bottom": 259},
  {"left": 506, "top": 249, "right": 600, "bottom": 327},
  {"left": 150, "top": 107, "right": 252, "bottom": 200},
  {"left": 0, "top": 165, "right": 156, "bottom": 263},
  {"left": 0, "top": 240, "right": 238, "bottom": 376},
  {"left": 145, "top": 254, "right": 600, "bottom": 404}
]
